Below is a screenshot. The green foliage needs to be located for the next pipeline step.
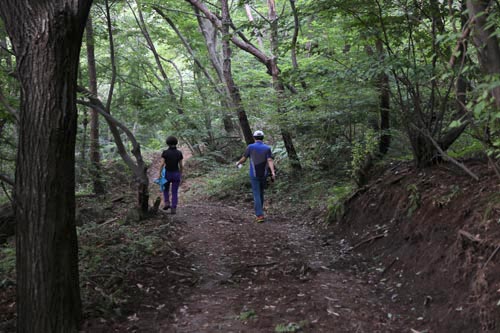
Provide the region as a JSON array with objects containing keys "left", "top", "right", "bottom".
[
  {"left": 350, "top": 128, "right": 378, "bottom": 180},
  {"left": 0, "top": 244, "right": 15, "bottom": 280},
  {"left": 203, "top": 165, "right": 249, "bottom": 200},
  {"left": 448, "top": 134, "right": 484, "bottom": 159},
  {"left": 237, "top": 309, "right": 256, "bottom": 321},
  {"left": 466, "top": 77, "right": 500, "bottom": 159},
  {"left": 433, "top": 185, "right": 461, "bottom": 208},
  {"left": 274, "top": 320, "right": 309, "bottom": 332},
  {"left": 326, "top": 184, "right": 355, "bottom": 224},
  {"left": 406, "top": 184, "right": 420, "bottom": 217}
]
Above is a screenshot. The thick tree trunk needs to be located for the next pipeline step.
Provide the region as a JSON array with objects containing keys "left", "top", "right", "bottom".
[
  {"left": 467, "top": 0, "right": 500, "bottom": 108},
  {"left": 221, "top": 0, "right": 254, "bottom": 145},
  {"left": 86, "top": 15, "right": 105, "bottom": 195},
  {"left": 0, "top": 1, "right": 92, "bottom": 332},
  {"left": 409, "top": 131, "right": 439, "bottom": 168}
]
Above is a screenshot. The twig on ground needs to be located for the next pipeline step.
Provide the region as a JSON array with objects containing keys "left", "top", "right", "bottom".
[
  {"left": 483, "top": 244, "right": 500, "bottom": 269},
  {"left": 458, "top": 229, "right": 482, "bottom": 243},
  {"left": 350, "top": 233, "right": 386, "bottom": 251},
  {"left": 246, "top": 261, "right": 278, "bottom": 268},
  {"left": 381, "top": 257, "right": 398, "bottom": 275},
  {"left": 99, "top": 217, "right": 118, "bottom": 227}
]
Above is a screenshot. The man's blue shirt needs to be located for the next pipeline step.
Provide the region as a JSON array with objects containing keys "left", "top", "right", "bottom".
[{"left": 244, "top": 141, "right": 272, "bottom": 178}]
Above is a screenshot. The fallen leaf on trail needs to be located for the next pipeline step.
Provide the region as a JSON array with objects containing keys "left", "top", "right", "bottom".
[
  {"left": 127, "top": 313, "right": 139, "bottom": 321},
  {"left": 327, "top": 308, "right": 340, "bottom": 316}
]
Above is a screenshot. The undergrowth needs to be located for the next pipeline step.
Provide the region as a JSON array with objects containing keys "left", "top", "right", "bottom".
[
  {"left": 78, "top": 220, "right": 168, "bottom": 316},
  {"left": 0, "top": 243, "right": 15, "bottom": 285},
  {"left": 186, "top": 160, "right": 354, "bottom": 222}
]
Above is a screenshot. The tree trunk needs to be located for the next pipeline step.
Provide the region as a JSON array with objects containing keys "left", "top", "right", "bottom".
[
  {"left": 187, "top": 0, "right": 301, "bottom": 168},
  {"left": 194, "top": 13, "right": 236, "bottom": 134},
  {"left": 375, "top": 39, "right": 391, "bottom": 155},
  {"left": 267, "top": 0, "right": 302, "bottom": 169},
  {"left": 77, "top": 88, "right": 150, "bottom": 215},
  {"left": 0, "top": 1, "right": 92, "bottom": 332},
  {"left": 467, "top": 0, "right": 500, "bottom": 108},
  {"left": 221, "top": 0, "right": 254, "bottom": 145},
  {"left": 153, "top": 6, "right": 237, "bottom": 136},
  {"left": 408, "top": 129, "right": 440, "bottom": 168},
  {"left": 138, "top": 180, "right": 149, "bottom": 218},
  {"left": 269, "top": 58, "right": 302, "bottom": 170},
  {"left": 86, "top": 15, "right": 105, "bottom": 195}
]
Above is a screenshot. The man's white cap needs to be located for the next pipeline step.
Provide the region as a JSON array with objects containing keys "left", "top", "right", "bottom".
[{"left": 253, "top": 130, "right": 264, "bottom": 137}]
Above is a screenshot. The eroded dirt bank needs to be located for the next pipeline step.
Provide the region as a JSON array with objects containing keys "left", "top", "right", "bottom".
[{"left": 334, "top": 161, "right": 500, "bottom": 332}]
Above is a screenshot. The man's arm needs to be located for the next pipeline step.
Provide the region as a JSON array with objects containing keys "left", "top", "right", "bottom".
[
  {"left": 267, "top": 158, "right": 276, "bottom": 180},
  {"left": 236, "top": 156, "right": 247, "bottom": 167}
]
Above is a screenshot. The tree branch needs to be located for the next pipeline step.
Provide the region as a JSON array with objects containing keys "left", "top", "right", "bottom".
[
  {"left": 153, "top": 6, "right": 224, "bottom": 97},
  {"left": 185, "top": 0, "right": 270, "bottom": 67},
  {"left": 0, "top": 173, "right": 14, "bottom": 186},
  {"left": 105, "top": 0, "right": 117, "bottom": 112},
  {"left": 411, "top": 124, "right": 479, "bottom": 181},
  {"left": 77, "top": 86, "right": 146, "bottom": 181}
]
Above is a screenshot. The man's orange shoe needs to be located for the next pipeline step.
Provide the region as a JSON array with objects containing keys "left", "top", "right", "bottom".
[{"left": 256, "top": 215, "right": 265, "bottom": 223}]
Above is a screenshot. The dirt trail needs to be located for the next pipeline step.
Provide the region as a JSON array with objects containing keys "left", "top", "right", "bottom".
[
  {"left": 139, "top": 199, "right": 420, "bottom": 332},
  {"left": 105, "top": 153, "right": 423, "bottom": 332}
]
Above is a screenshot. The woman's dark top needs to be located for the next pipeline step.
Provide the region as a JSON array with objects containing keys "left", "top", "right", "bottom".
[{"left": 162, "top": 147, "right": 183, "bottom": 172}]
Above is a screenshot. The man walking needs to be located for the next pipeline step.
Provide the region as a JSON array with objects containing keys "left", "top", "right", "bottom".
[{"left": 236, "top": 130, "right": 276, "bottom": 223}]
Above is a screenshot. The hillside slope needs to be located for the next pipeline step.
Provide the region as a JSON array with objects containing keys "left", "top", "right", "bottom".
[{"left": 331, "top": 160, "right": 500, "bottom": 332}]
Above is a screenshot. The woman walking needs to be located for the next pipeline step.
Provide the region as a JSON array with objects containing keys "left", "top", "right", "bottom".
[{"left": 160, "top": 136, "right": 183, "bottom": 214}]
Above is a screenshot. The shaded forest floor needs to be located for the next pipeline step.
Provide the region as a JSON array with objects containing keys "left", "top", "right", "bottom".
[
  {"left": 79, "top": 155, "right": 422, "bottom": 333},
  {"left": 1, "top": 155, "right": 499, "bottom": 332}
]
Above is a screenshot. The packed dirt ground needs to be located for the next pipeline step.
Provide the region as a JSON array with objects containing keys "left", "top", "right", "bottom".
[{"left": 1, "top": 156, "right": 500, "bottom": 332}]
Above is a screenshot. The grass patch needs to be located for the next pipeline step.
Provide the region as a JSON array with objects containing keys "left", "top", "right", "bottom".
[
  {"left": 326, "top": 183, "right": 355, "bottom": 224},
  {"left": 237, "top": 309, "right": 257, "bottom": 321},
  {"left": 274, "top": 320, "right": 309, "bottom": 332}
]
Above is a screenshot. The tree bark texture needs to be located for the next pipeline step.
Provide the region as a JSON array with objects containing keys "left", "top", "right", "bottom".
[
  {"left": 187, "top": 0, "right": 301, "bottom": 168},
  {"left": 267, "top": 0, "right": 301, "bottom": 169},
  {"left": 467, "top": 0, "right": 500, "bottom": 108},
  {"left": 0, "top": 1, "right": 92, "bottom": 332},
  {"left": 409, "top": 131, "right": 439, "bottom": 168},
  {"left": 195, "top": 12, "right": 235, "bottom": 133},
  {"left": 155, "top": 6, "right": 236, "bottom": 135},
  {"left": 375, "top": 39, "right": 391, "bottom": 155},
  {"left": 221, "top": 0, "right": 254, "bottom": 145},
  {"left": 86, "top": 15, "right": 105, "bottom": 195}
]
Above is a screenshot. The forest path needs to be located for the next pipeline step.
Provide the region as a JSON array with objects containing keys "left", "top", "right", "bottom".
[
  {"left": 148, "top": 197, "right": 416, "bottom": 332},
  {"left": 136, "top": 151, "right": 418, "bottom": 332}
]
